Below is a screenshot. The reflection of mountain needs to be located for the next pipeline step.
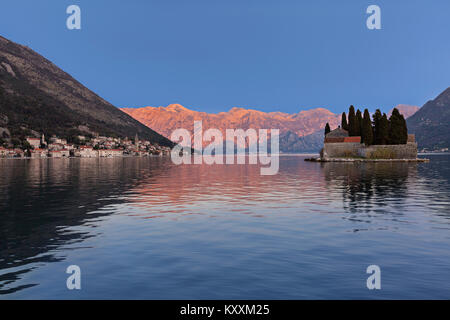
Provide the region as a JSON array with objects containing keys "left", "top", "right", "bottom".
[
  {"left": 2, "top": 155, "right": 449, "bottom": 296},
  {"left": 0, "top": 158, "right": 170, "bottom": 294},
  {"left": 121, "top": 105, "right": 341, "bottom": 152}
]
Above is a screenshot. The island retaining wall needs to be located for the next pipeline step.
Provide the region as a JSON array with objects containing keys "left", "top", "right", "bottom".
[{"left": 323, "top": 142, "right": 418, "bottom": 159}]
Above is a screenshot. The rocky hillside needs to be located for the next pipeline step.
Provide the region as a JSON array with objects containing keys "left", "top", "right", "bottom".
[
  {"left": 121, "top": 104, "right": 341, "bottom": 152},
  {"left": 0, "top": 35, "right": 173, "bottom": 147},
  {"left": 407, "top": 87, "right": 450, "bottom": 150}
]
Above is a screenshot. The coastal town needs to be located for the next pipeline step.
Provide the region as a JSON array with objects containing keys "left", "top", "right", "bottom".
[{"left": 0, "top": 133, "right": 172, "bottom": 159}]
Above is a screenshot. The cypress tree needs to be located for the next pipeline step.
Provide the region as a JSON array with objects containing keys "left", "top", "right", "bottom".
[
  {"left": 362, "top": 109, "right": 373, "bottom": 146},
  {"left": 341, "top": 112, "right": 348, "bottom": 131},
  {"left": 379, "top": 113, "right": 389, "bottom": 145},
  {"left": 348, "top": 105, "right": 356, "bottom": 136},
  {"left": 388, "top": 108, "right": 407, "bottom": 144},
  {"left": 325, "top": 123, "right": 331, "bottom": 136},
  {"left": 355, "top": 109, "right": 363, "bottom": 137},
  {"left": 399, "top": 113, "right": 408, "bottom": 144},
  {"left": 372, "top": 109, "right": 382, "bottom": 144}
]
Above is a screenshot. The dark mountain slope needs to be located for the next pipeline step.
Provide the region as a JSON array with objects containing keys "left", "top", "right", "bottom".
[
  {"left": 0, "top": 35, "right": 173, "bottom": 146},
  {"left": 407, "top": 87, "right": 450, "bottom": 150}
]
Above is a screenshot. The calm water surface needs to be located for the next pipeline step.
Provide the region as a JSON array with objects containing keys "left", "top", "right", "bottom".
[{"left": 0, "top": 155, "right": 449, "bottom": 299}]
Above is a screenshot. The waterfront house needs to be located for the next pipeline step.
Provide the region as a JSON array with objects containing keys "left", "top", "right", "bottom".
[
  {"left": 30, "top": 148, "right": 47, "bottom": 159},
  {"left": 49, "top": 149, "right": 70, "bottom": 158},
  {"left": 26, "top": 137, "right": 41, "bottom": 149},
  {"left": 77, "top": 146, "right": 98, "bottom": 158},
  {"left": 98, "top": 149, "right": 123, "bottom": 157},
  {"left": 324, "top": 128, "right": 361, "bottom": 143},
  {"left": 48, "top": 143, "right": 65, "bottom": 151}
]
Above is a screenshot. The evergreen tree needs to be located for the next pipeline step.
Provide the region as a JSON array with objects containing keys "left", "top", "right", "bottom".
[
  {"left": 379, "top": 113, "right": 390, "bottom": 145},
  {"left": 372, "top": 109, "right": 382, "bottom": 144},
  {"left": 355, "top": 109, "right": 363, "bottom": 137},
  {"left": 388, "top": 108, "right": 408, "bottom": 144},
  {"left": 325, "top": 123, "right": 331, "bottom": 136},
  {"left": 399, "top": 113, "right": 408, "bottom": 144},
  {"left": 341, "top": 112, "right": 348, "bottom": 131},
  {"left": 362, "top": 109, "right": 373, "bottom": 145},
  {"left": 348, "top": 105, "right": 357, "bottom": 136}
]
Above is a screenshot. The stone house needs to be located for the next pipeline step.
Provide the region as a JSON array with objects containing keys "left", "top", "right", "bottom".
[
  {"left": 26, "top": 137, "right": 41, "bottom": 149},
  {"left": 76, "top": 146, "right": 98, "bottom": 158},
  {"left": 30, "top": 148, "right": 47, "bottom": 158},
  {"left": 49, "top": 150, "right": 70, "bottom": 158},
  {"left": 98, "top": 149, "right": 123, "bottom": 157}
]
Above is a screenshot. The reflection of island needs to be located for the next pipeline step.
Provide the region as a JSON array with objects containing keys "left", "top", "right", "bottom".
[
  {"left": 0, "top": 157, "right": 170, "bottom": 294},
  {"left": 322, "top": 161, "right": 416, "bottom": 214},
  {"left": 2, "top": 155, "right": 448, "bottom": 295}
]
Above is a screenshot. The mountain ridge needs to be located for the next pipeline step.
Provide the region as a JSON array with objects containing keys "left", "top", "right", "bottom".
[
  {"left": 0, "top": 35, "right": 173, "bottom": 147},
  {"left": 121, "top": 104, "right": 342, "bottom": 152},
  {"left": 121, "top": 104, "right": 421, "bottom": 153},
  {"left": 407, "top": 87, "right": 450, "bottom": 150}
]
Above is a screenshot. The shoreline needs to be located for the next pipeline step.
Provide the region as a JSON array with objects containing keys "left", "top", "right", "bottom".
[
  {"left": 0, "top": 154, "right": 170, "bottom": 160},
  {"left": 305, "top": 157, "right": 430, "bottom": 162}
]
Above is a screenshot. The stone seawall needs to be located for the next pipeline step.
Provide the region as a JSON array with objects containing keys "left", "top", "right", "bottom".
[
  {"left": 323, "top": 142, "right": 418, "bottom": 159},
  {"left": 358, "top": 143, "right": 417, "bottom": 159},
  {"left": 322, "top": 142, "right": 363, "bottom": 158}
]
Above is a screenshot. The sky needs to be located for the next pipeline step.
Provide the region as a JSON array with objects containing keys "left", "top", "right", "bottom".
[{"left": 0, "top": 0, "right": 449, "bottom": 114}]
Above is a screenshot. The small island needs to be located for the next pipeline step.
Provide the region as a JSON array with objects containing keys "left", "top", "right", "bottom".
[{"left": 306, "top": 106, "right": 429, "bottom": 162}]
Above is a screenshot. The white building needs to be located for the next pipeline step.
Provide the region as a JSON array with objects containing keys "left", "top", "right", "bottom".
[
  {"left": 26, "top": 137, "right": 41, "bottom": 149},
  {"left": 30, "top": 148, "right": 47, "bottom": 159},
  {"left": 77, "top": 146, "right": 98, "bottom": 158},
  {"left": 98, "top": 149, "right": 124, "bottom": 157}
]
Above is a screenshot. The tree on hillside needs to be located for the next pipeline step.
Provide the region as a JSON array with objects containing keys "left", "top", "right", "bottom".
[
  {"left": 348, "top": 105, "right": 357, "bottom": 136},
  {"left": 362, "top": 109, "right": 373, "bottom": 145},
  {"left": 325, "top": 123, "right": 331, "bottom": 135},
  {"left": 388, "top": 108, "right": 408, "bottom": 144},
  {"left": 372, "top": 109, "right": 382, "bottom": 144},
  {"left": 341, "top": 112, "right": 348, "bottom": 131},
  {"left": 22, "top": 140, "right": 33, "bottom": 151},
  {"left": 355, "top": 109, "right": 363, "bottom": 137},
  {"left": 379, "top": 113, "right": 390, "bottom": 145}
]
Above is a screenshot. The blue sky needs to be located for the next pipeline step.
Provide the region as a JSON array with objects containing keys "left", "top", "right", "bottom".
[{"left": 1, "top": 0, "right": 449, "bottom": 114}]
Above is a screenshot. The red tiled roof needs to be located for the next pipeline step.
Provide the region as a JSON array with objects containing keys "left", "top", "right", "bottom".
[{"left": 325, "top": 136, "right": 361, "bottom": 143}]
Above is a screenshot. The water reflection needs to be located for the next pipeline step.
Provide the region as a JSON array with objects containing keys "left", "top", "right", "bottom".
[
  {"left": 322, "top": 162, "right": 415, "bottom": 212},
  {"left": 0, "top": 157, "right": 169, "bottom": 294},
  {"left": 0, "top": 155, "right": 449, "bottom": 297}
]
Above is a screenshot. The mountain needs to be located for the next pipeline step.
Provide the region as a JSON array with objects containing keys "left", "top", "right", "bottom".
[
  {"left": 0, "top": 35, "right": 173, "bottom": 147},
  {"left": 389, "top": 104, "right": 420, "bottom": 119},
  {"left": 407, "top": 87, "right": 450, "bottom": 150},
  {"left": 121, "top": 104, "right": 341, "bottom": 152}
]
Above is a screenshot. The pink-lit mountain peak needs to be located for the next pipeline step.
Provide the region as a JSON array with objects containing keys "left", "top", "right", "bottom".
[{"left": 121, "top": 104, "right": 341, "bottom": 141}]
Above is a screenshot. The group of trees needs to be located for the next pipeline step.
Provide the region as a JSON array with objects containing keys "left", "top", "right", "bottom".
[{"left": 325, "top": 106, "right": 408, "bottom": 145}]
